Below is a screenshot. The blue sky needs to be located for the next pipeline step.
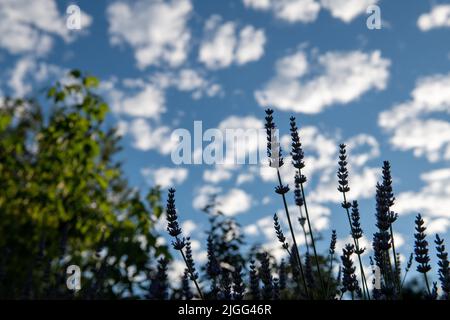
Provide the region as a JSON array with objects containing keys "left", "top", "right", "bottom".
[{"left": 1, "top": 0, "right": 450, "bottom": 283}]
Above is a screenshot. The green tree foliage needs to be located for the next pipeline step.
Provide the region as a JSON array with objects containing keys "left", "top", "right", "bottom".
[{"left": 0, "top": 71, "right": 168, "bottom": 299}]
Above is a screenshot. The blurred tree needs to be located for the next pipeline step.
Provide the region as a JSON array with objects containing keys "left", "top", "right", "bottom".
[{"left": 0, "top": 70, "right": 168, "bottom": 299}]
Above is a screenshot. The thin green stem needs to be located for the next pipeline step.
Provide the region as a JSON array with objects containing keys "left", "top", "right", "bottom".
[
  {"left": 276, "top": 169, "right": 310, "bottom": 299},
  {"left": 342, "top": 192, "right": 370, "bottom": 300},
  {"left": 423, "top": 273, "right": 432, "bottom": 297},
  {"left": 389, "top": 225, "right": 401, "bottom": 293},
  {"left": 325, "top": 252, "right": 335, "bottom": 299},
  {"left": 180, "top": 245, "right": 204, "bottom": 300},
  {"left": 283, "top": 245, "right": 309, "bottom": 298},
  {"left": 297, "top": 206, "right": 310, "bottom": 255},
  {"left": 296, "top": 168, "right": 326, "bottom": 297},
  {"left": 401, "top": 267, "right": 411, "bottom": 289}
]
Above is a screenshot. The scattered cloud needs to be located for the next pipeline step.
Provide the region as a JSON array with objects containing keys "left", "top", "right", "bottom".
[
  {"left": 255, "top": 49, "right": 390, "bottom": 114},
  {"left": 6, "top": 57, "right": 64, "bottom": 97},
  {"left": 217, "top": 115, "right": 265, "bottom": 164},
  {"left": 259, "top": 127, "right": 380, "bottom": 205},
  {"left": 243, "top": 0, "right": 320, "bottom": 24},
  {"left": 309, "top": 167, "right": 379, "bottom": 204},
  {"left": 100, "top": 69, "right": 223, "bottom": 154},
  {"left": 192, "top": 185, "right": 221, "bottom": 211},
  {"left": 193, "top": 185, "right": 252, "bottom": 216},
  {"left": 243, "top": 224, "right": 259, "bottom": 237},
  {"left": 103, "top": 68, "right": 222, "bottom": 120},
  {"left": 336, "top": 235, "right": 371, "bottom": 253},
  {"left": 236, "top": 171, "right": 255, "bottom": 185},
  {"left": 245, "top": 202, "right": 330, "bottom": 260},
  {"left": 379, "top": 73, "right": 450, "bottom": 162},
  {"left": 0, "top": 0, "right": 92, "bottom": 55},
  {"left": 216, "top": 188, "right": 253, "bottom": 216},
  {"left": 418, "top": 5, "right": 450, "bottom": 31},
  {"left": 307, "top": 133, "right": 381, "bottom": 203},
  {"left": 395, "top": 169, "right": 450, "bottom": 224},
  {"left": 107, "top": 0, "right": 192, "bottom": 69},
  {"left": 199, "top": 15, "right": 266, "bottom": 70},
  {"left": 126, "top": 118, "right": 178, "bottom": 154},
  {"left": 182, "top": 220, "right": 197, "bottom": 235},
  {"left": 426, "top": 217, "right": 450, "bottom": 235},
  {"left": 243, "top": 0, "right": 377, "bottom": 24},
  {"left": 152, "top": 69, "right": 223, "bottom": 100},
  {"left": 195, "top": 115, "right": 265, "bottom": 184},
  {"left": 198, "top": 115, "right": 265, "bottom": 185},
  {"left": 236, "top": 26, "right": 267, "bottom": 65},
  {"left": 203, "top": 167, "right": 233, "bottom": 184},
  {"left": 118, "top": 84, "right": 166, "bottom": 119},
  {"left": 141, "top": 167, "right": 188, "bottom": 188},
  {"left": 320, "top": 0, "right": 379, "bottom": 23}
]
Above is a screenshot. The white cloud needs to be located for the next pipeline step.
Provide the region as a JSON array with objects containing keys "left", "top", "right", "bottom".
[
  {"left": 152, "top": 69, "right": 223, "bottom": 100},
  {"left": 128, "top": 118, "right": 178, "bottom": 154},
  {"left": 182, "top": 220, "right": 197, "bottom": 235},
  {"left": 192, "top": 185, "right": 221, "bottom": 211},
  {"left": 275, "top": 51, "right": 309, "bottom": 78},
  {"left": 104, "top": 68, "right": 222, "bottom": 120},
  {"left": 174, "top": 69, "right": 207, "bottom": 91},
  {"left": 7, "top": 57, "right": 64, "bottom": 97},
  {"left": 167, "top": 260, "right": 186, "bottom": 283},
  {"left": 243, "top": 0, "right": 375, "bottom": 24},
  {"left": 309, "top": 167, "right": 379, "bottom": 204},
  {"left": 192, "top": 185, "right": 252, "bottom": 216},
  {"left": 141, "top": 167, "right": 188, "bottom": 188},
  {"left": 261, "top": 196, "right": 271, "bottom": 205},
  {"left": 243, "top": 224, "right": 259, "bottom": 237},
  {"left": 199, "top": 17, "right": 235, "bottom": 69},
  {"left": 218, "top": 115, "right": 265, "bottom": 165},
  {"left": 8, "top": 58, "right": 35, "bottom": 96},
  {"left": 252, "top": 203, "right": 329, "bottom": 255},
  {"left": 107, "top": 0, "right": 192, "bottom": 69},
  {"left": 395, "top": 169, "right": 450, "bottom": 226},
  {"left": 258, "top": 127, "right": 381, "bottom": 226},
  {"left": 309, "top": 133, "right": 380, "bottom": 204},
  {"left": 236, "top": 25, "right": 267, "bottom": 65},
  {"left": 347, "top": 134, "right": 380, "bottom": 167},
  {"left": 195, "top": 115, "right": 265, "bottom": 181},
  {"left": 236, "top": 171, "right": 255, "bottom": 185},
  {"left": 216, "top": 188, "right": 252, "bottom": 216},
  {"left": 426, "top": 218, "right": 450, "bottom": 235},
  {"left": 301, "top": 203, "right": 331, "bottom": 231},
  {"left": 393, "top": 233, "right": 405, "bottom": 249},
  {"left": 116, "top": 120, "right": 129, "bottom": 137},
  {"left": 275, "top": 204, "right": 330, "bottom": 238},
  {"left": 255, "top": 49, "right": 390, "bottom": 114},
  {"left": 259, "top": 125, "right": 380, "bottom": 188},
  {"left": 243, "top": 0, "right": 320, "bottom": 24},
  {"left": 199, "top": 15, "right": 266, "bottom": 70},
  {"left": 243, "top": 0, "right": 271, "bottom": 10},
  {"left": 119, "top": 85, "right": 165, "bottom": 119},
  {"left": 379, "top": 73, "right": 450, "bottom": 162},
  {"left": 320, "top": 0, "right": 379, "bottom": 23},
  {"left": 272, "top": 0, "right": 321, "bottom": 23},
  {"left": 418, "top": 5, "right": 450, "bottom": 31},
  {"left": 0, "top": 0, "right": 92, "bottom": 55},
  {"left": 336, "top": 235, "right": 371, "bottom": 256},
  {"left": 203, "top": 167, "right": 233, "bottom": 184}
]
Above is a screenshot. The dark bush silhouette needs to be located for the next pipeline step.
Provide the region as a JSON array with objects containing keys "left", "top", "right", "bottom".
[{"left": 0, "top": 71, "right": 168, "bottom": 299}]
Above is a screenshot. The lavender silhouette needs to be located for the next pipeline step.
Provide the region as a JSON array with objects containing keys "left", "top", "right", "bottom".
[
  {"left": 5, "top": 109, "right": 450, "bottom": 300},
  {"left": 153, "top": 110, "right": 449, "bottom": 300}
]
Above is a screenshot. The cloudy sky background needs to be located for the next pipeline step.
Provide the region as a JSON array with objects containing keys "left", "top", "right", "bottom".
[{"left": 1, "top": 0, "right": 450, "bottom": 282}]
